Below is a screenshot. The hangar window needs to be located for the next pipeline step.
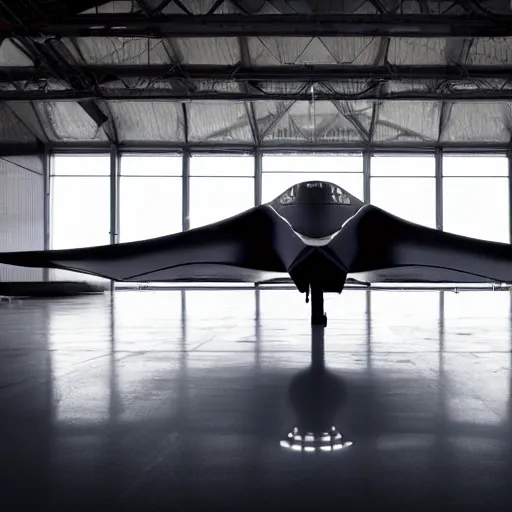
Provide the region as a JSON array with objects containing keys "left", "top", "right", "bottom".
[
  {"left": 443, "top": 155, "right": 509, "bottom": 243},
  {"left": 51, "top": 154, "right": 110, "bottom": 282},
  {"left": 261, "top": 154, "right": 363, "bottom": 204},
  {"left": 370, "top": 155, "right": 436, "bottom": 228},
  {"left": 119, "top": 155, "right": 182, "bottom": 243},
  {"left": 189, "top": 155, "right": 254, "bottom": 229}
]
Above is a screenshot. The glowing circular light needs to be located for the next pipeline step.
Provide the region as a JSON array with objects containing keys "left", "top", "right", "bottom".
[{"left": 280, "top": 426, "right": 353, "bottom": 453}]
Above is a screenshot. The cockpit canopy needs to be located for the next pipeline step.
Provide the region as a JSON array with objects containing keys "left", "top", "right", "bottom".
[
  {"left": 278, "top": 181, "right": 353, "bottom": 206},
  {"left": 269, "top": 181, "right": 365, "bottom": 239}
]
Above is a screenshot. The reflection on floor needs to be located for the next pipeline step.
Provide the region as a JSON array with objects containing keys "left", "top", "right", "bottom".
[{"left": 1, "top": 289, "right": 512, "bottom": 510}]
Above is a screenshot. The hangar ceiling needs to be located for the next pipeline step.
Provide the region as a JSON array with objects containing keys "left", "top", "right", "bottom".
[{"left": 1, "top": 0, "right": 512, "bottom": 150}]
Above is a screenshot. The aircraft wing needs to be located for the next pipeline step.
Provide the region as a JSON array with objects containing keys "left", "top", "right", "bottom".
[
  {"left": 329, "top": 205, "right": 512, "bottom": 284},
  {"left": 0, "top": 205, "right": 306, "bottom": 282}
]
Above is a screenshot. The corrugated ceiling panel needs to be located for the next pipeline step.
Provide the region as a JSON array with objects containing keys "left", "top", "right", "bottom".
[
  {"left": 260, "top": 100, "right": 365, "bottom": 143},
  {"left": 205, "top": 0, "right": 244, "bottom": 13},
  {"left": 188, "top": 102, "right": 253, "bottom": 142},
  {"left": 144, "top": 0, "right": 185, "bottom": 13},
  {"left": 289, "top": 37, "right": 337, "bottom": 64},
  {"left": 387, "top": 80, "right": 431, "bottom": 93},
  {"left": 67, "top": 37, "right": 172, "bottom": 65},
  {"left": 258, "top": 82, "right": 310, "bottom": 94},
  {"left": 440, "top": 102, "right": 512, "bottom": 143},
  {"left": 80, "top": 1, "right": 136, "bottom": 13},
  {"left": 347, "top": 1, "right": 379, "bottom": 14},
  {"left": 195, "top": 81, "right": 242, "bottom": 93},
  {"left": 249, "top": 36, "right": 379, "bottom": 66},
  {"left": 374, "top": 101, "right": 441, "bottom": 142},
  {"left": 466, "top": 38, "right": 512, "bottom": 65},
  {"left": 257, "top": 1, "right": 281, "bottom": 14},
  {"left": 388, "top": 38, "right": 447, "bottom": 65},
  {"left": 320, "top": 37, "right": 381, "bottom": 65},
  {"left": 0, "top": 39, "right": 33, "bottom": 66},
  {"left": 6, "top": 102, "right": 49, "bottom": 143},
  {"left": 249, "top": 37, "right": 325, "bottom": 65},
  {"left": 175, "top": 0, "right": 219, "bottom": 13},
  {"left": 173, "top": 0, "right": 246, "bottom": 13},
  {"left": 174, "top": 38, "right": 240, "bottom": 65},
  {"left": 101, "top": 78, "right": 175, "bottom": 90},
  {"left": 109, "top": 102, "right": 185, "bottom": 142},
  {"left": 36, "top": 102, "right": 108, "bottom": 141},
  {"left": 254, "top": 101, "right": 293, "bottom": 136},
  {"left": 332, "top": 100, "right": 373, "bottom": 133},
  {"left": 0, "top": 103, "right": 38, "bottom": 143},
  {"left": 319, "top": 80, "right": 373, "bottom": 95}
]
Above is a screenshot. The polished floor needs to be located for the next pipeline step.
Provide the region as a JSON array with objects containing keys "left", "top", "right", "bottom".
[{"left": 1, "top": 288, "right": 512, "bottom": 511}]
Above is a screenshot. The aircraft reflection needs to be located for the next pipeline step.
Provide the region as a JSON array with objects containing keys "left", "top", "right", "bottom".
[{"left": 281, "top": 323, "right": 353, "bottom": 453}]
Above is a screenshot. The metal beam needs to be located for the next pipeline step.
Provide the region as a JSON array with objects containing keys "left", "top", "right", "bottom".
[
  {"left": 20, "top": 14, "right": 512, "bottom": 38},
  {"left": 182, "top": 103, "right": 189, "bottom": 145},
  {"left": 7, "top": 64, "right": 512, "bottom": 82},
  {"left": 44, "top": 140, "right": 512, "bottom": 152},
  {"left": 0, "top": 142, "right": 42, "bottom": 155}
]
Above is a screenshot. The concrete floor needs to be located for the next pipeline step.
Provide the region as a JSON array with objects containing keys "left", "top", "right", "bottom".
[{"left": 1, "top": 288, "right": 512, "bottom": 511}]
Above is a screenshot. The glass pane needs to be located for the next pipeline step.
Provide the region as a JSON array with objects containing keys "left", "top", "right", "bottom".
[
  {"left": 120, "top": 154, "right": 182, "bottom": 176},
  {"left": 189, "top": 177, "right": 254, "bottom": 228},
  {"left": 263, "top": 154, "right": 363, "bottom": 173},
  {"left": 371, "top": 177, "right": 436, "bottom": 227},
  {"left": 262, "top": 172, "right": 363, "bottom": 204},
  {"left": 371, "top": 155, "right": 435, "bottom": 176},
  {"left": 190, "top": 155, "right": 254, "bottom": 177},
  {"left": 52, "top": 154, "right": 110, "bottom": 176},
  {"left": 120, "top": 177, "right": 182, "bottom": 243},
  {"left": 443, "top": 178, "right": 509, "bottom": 242},
  {"left": 443, "top": 155, "right": 508, "bottom": 177},
  {"left": 51, "top": 176, "right": 110, "bottom": 282}
]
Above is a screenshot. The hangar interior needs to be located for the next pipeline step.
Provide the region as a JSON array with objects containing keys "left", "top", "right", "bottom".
[{"left": 2, "top": 0, "right": 512, "bottom": 510}]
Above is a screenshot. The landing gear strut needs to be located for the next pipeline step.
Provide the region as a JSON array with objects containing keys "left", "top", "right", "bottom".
[{"left": 310, "top": 284, "right": 327, "bottom": 327}]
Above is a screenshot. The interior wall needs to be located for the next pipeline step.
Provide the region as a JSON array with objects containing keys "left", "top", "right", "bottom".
[{"left": 0, "top": 155, "right": 44, "bottom": 282}]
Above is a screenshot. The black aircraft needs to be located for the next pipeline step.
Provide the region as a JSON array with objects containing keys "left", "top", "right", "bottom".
[{"left": 1, "top": 180, "right": 512, "bottom": 326}]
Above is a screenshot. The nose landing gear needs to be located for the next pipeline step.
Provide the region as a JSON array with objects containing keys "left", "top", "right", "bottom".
[{"left": 309, "top": 284, "right": 327, "bottom": 327}]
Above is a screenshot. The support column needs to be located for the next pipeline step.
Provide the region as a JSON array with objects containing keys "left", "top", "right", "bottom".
[
  {"left": 109, "top": 145, "right": 119, "bottom": 246},
  {"left": 254, "top": 148, "right": 262, "bottom": 206},
  {"left": 508, "top": 150, "right": 512, "bottom": 244},
  {"left": 435, "top": 148, "right": 443, "bottom": 231},
  {"left": 310, "top": 284, "right": 326, "bottom": 326},
  {"left": 182, "top": 149, "right": 190, "bottom": 231},
  {"left": 363, "top": 150, "right": 371, "bottom": 204},
  {"left": 109, "top": 145, "right": 119, "bottom": 291},
  {"left": 42, "top": 147, "right": 51, "bottom": 282}
]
